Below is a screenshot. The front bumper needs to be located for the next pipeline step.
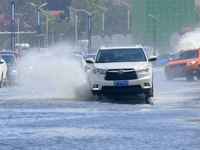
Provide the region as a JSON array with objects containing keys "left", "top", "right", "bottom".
[
  {"left": 89, "top": 73, "right": 153, "bottom": 95},
  {"left": 165, "top": 67, "right": 198, "bottom": 78}
]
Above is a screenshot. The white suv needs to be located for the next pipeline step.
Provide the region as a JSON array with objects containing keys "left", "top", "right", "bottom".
[
  {"left": 86, "top": 46, "right": 157, "bottom": 103},
  {"left": 0, "top": 56, "right": 7, "bottom": 87}
]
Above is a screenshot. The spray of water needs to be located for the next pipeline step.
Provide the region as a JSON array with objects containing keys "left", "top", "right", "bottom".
[
  {"left": 14, "top": 43, "right": 92, "bottom": 100},
  {"left": 177, "top": 27, "right": 200, "bottom": 51}
]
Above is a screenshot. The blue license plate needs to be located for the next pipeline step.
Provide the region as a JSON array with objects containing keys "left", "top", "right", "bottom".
[
  {"left": 173, "top": 69, "right": 182, "bottom": 74},
  {"left": 114, "top": 80, "right": 129, "bottom": 86}
]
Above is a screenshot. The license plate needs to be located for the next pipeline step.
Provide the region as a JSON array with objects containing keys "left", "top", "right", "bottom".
[
  {"left": 114, "top": 80, "right": 129, "bottom": 86},
  {"left": 173, "top": 69, "right": 182, "bottom": 74}
]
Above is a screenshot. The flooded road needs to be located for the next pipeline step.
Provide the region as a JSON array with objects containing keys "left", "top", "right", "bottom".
[{"left": 0, "top": 60, "right": 200, "bottom": 150}]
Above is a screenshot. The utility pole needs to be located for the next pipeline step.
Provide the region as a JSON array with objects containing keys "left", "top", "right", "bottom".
[
  {"left": 80, "top": 9, "right": 96, "bottom": 53},
  {"left": 94, "top": 4, "right": 108, "bottom": 32},
  {"left": 30, "top": 2, "right": 48, "bottom": 50},
  {"left": 121, "top": 1, "right": 131, "bottom": 31},
  {"left": 10, "top": 1, "right": 15, "bottom": 51},
  {"left": 148, "top": 14, "right": 157, "bottom": 56}
]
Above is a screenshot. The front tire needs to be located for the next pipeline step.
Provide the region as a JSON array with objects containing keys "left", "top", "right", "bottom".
[
  {"left": 197, "top": 65, "right": 200, "bottom": 80},
  {"left": 144, "top": 94, "right": 153, "bottom": 105},
  {"left": 186, "top": 73, "right": 194, "bottom": 81},
  {"left": 144, "top": 86, "right": 154, "bottom": 104},
  {"left": 0, "top": 73, "right": 3, "bottom": 88},
  {"left": 3, "top": 77, "right": 7, "bottom": 87}
]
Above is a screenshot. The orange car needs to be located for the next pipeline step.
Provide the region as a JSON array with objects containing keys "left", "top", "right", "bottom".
[{"left": 164, "top": 48, "right": 200, "bottom": 80}]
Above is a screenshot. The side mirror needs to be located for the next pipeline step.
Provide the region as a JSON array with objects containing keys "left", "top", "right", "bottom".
[
  {"left": 0, "top": 58, "right": 4, "bottom": 64},
  {"left": 148, "top": 56, "right": 157, "bottom": 61},
  {"left": 86, "top": 58, "right": 94, "bottom": 64}
]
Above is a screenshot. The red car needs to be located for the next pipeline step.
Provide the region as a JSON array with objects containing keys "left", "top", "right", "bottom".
[
  {"left": 0, "top": 50, "right": 20, "bottom": 61},
  {"left": 164, "top": 48, "right": 200, "bottom": 80}
]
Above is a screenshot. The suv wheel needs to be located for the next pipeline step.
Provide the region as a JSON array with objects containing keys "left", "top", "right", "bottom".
[
  {"left": 3, "top": 77, "right": 7, "bottom": 87},
  {"left": 144, "top": 95, "right": 153, "bottom": 105},
  {"left": 144, "top": 87, "right": 154, "bottom": 104},
  {"left": 0, "top": 74, "right": 3, "bottom": 88},
  {"left": 186, "top": 73, "right": 194, "bottom": 81},
  {"left": 197, "top": 65, "right": 200, "bottom": 80}
]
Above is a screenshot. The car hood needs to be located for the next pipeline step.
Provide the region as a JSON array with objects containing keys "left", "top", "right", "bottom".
[
  {"left": 93, "top": 62, "right": 150, "bottom": 70},
  {"left": 167, "top": 58, "right": 197, "bottom": 65}
]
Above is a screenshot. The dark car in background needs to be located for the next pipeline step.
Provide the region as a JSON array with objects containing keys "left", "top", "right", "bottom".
[
  {"left": 155, "top": 53, "right": 175, "bottom": 67},
  {"left": 0, "top": 50, "right": 20, "bottom": 61},
  {"left": 83, "top": 53, "right": 96, "bottom": 60}
]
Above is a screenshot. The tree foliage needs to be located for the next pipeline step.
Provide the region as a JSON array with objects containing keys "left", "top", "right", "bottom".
[{"left": 69, "top": 0, "right": 130, "bottom": 37}]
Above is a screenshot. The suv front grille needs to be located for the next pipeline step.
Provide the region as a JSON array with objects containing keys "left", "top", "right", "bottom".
[{"left": 105, "top": 69, "right": 137, "bottom": 80}]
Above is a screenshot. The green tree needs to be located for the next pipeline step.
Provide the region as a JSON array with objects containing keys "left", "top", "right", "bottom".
[
  {"left": 69, "top": 0, "right": 129, "bottom": 41},
  {"left": 0, "top": 0, "right": 50, "bottom": 49}
]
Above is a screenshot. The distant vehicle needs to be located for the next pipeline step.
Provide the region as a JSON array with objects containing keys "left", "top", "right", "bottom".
[
  {"left": 83, "top": 53, "right": 96, "bottom": 60},
  {"left": 15, "top": 43, "right": 30, "bottom": 57},
  {"left": 143, "top": 46, "right": 154, "bottom": 57},
  {"left": 86, "top": 45, "right": 157, "bottom": 103},
  {"left": 15, "top": 43, "right": 30, "bottom": 51},
  {"left": 0, "top": 54, "right": 18, "bottom": 86},
  {"left": 164, "top": 48, "right": 200, "bottom": 80},
  {"left": 0, "top": 50, "right": 20, "bottom": 61},
  {"left": 143, "top": 46, "right": 158, "bottom": 57},
  {"left": 75, "top": 54, "right": 87, "bottom": 70},
  {"left": 0, "top": 55, "right": 7, "bottom": 87},
  {"left": 156, "top": 53, "right": 175, "bottom": 67}
]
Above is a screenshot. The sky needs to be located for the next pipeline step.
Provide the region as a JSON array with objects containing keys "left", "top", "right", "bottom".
[{"left": 46, "top": 0, "right": 70, "bottom": 10}]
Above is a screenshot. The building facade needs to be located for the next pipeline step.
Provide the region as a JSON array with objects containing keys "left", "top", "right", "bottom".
[{"left": 132, "top": 0, "right": 196, "bottom": 53}]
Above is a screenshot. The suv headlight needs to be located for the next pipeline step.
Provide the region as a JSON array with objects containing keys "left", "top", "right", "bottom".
[
  {"left": 136, "top": 66, "right": 150, "bottom": 74},
  {"left": 186, "top": 60, "right": 196, "bottom": 67},
  {"left": 93, "top": 68, "right": 107, "bottom": 75}
]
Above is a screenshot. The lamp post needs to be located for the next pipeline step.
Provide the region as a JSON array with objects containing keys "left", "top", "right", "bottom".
[
  {"left": 147, "top": 14, "right": 157, "bottom": 56},
  {"left": 30, "top": 2, "right": 48, "bottom": 50},
  {"left": 121, "top": 1, "right": 131, "bottom": 31},
  {"left": 94, "top": 4, "right": 108, "bottom": 32},
  {"left": 51, "top": 23, "right": 56, "bottom": 45},
  {"left": 10, "top": 1, "right": 15, "bottom": 51},
  {"left": 46, "top": 16, "right": 49, "bottom": 47},
  {"left": 15, "top": 13, "right": 25, "bottom": 45},
  {"left": 80, "top": 9, "right": 96, "bottom": 54},
  {"left": 68, "top": 7, "right": 80, "bottom": 47},
  {"left": 51, "top": 18, "right": 61, "bottom": 45}
]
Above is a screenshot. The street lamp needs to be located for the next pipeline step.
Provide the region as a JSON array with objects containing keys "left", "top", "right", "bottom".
[
  {"left": 68, "top": 6, "right": 80, "bottom": 47},
  {"left": 121, "top": 1, "right": 131, "bottom": 31},
  {"left": 148, "top": 14, "right": 157, "bottom": 56},
  {"left": 10, "top": 1, "right": 15, "bottom": 51},
  {"left": 30, "top": 2, "right": 48, "bottom": 50},
  {"left": 51, "top": 17, "right": 61, "bottom": 45},
  {"left": 94, "top": 4, "right": 108, "bottom": 32},
  {"left": 15, "top": 13, "right": 25, "bottom": 45},
  {"left": 80, "top": 9, "right": 96, "bottom": 53},
  {"left": 51, "top": 22, "right": 57, "bottom": 45},
  {"left": 46, "top": 16, "right": 49, "bottom": 47}
]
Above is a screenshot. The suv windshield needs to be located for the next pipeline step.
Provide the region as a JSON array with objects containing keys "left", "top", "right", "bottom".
[
  {"left": 95, "top": 48, "right": 146, "bottom": 63},
  {"left": 173, "top": 49, "right": 199, "bottom": 60}
]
